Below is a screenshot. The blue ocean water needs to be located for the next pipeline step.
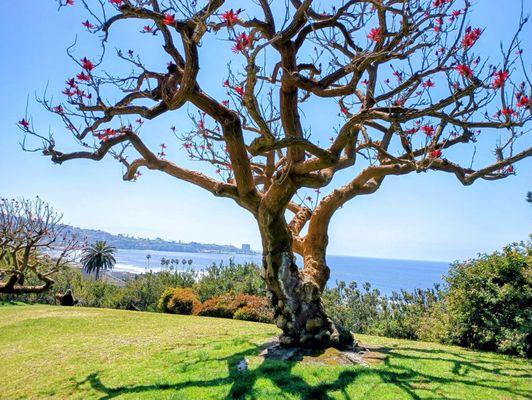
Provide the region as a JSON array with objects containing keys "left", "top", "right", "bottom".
[{"left": 114, "top": 249, "right": 450, "bottom": 295}]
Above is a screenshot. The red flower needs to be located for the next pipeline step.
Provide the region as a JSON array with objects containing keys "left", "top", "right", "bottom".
[
  {"left": 393, "top": 70, "right": 403, "bottom": 82},
  {"left": 232, "top": 32, "right": 252, "bottom": 53},
  {"left": 109, "top": 0, "right": 122, "bottom": 6},
  {"left": 506, "top": 165, "right": 514, "bottom": 173},
  {"left": 462, "top": 27, "right": 482, "bottom": 49},
  {"left": 19, "top": 118, "right": 30, "bottom": 128},
  {"left": 82, "top": 20, "right": 94, "bottom": 29},
  {"left": 340, "top": 106, "right": 349, "bottom": 115},
  {"left": 430, "top": 149, "right": 442, "bottom": 158},
  {"left": 222, "top": 100, "right": 230, "bottom": 107},
  {"left": 66, "top": 78, "right": 78, "bottom": 88},
  {"left": 516, "top": 94, "right": 530, "bottom": 108},
  {"left": 492, "top": 70, "right": 509, "bottom": 89},
  {"left": 163, "top": 13, "right": 175, "bottom": 26},
  {"left": 66, "top": 0, "right": 74, "bottom": 5},
  {"left": 136, "top": 118, "right": 144, "bottom": 125},
  {"left": 456, "top": 64, "right": 473, "bottom": 78},
  {"left": 234, "top": 86, "right": 245, "bottom": 96},
  {"left": 76, "top": 72, "right": 90, "bottom": 81},
  {"left": 422, "top": 125, "right": 435, "bottom": 136},
  {"left": 81, "top": 57, "right": 95, "bottom": 71},
  {"left": 367, "top": 27, "right": 383, "bottom": 43},
  {"left": 422, "top": 79, "right": 435, "bottom": 88},
  {"left": 142, "top": 25, "right": 154, "bottom": 34},
  {"left": 221, "top": 9, "right": 241, "bottom": 26},
  {"left": 53, "top": 105, "right": 64, "bottom": 114}
]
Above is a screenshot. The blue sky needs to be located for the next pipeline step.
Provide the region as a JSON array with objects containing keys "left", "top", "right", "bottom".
[{"left": 0, "top": 1, "right": 530, "bottom": 262}]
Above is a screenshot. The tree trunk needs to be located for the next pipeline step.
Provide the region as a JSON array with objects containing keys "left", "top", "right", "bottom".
[{"left": 258, "top": 210, "right": 353, "bottom": 349}]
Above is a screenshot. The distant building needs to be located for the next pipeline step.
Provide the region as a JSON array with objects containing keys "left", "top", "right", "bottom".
[{"left": 241, "top": 244, "right": 251, "bottom": 252}]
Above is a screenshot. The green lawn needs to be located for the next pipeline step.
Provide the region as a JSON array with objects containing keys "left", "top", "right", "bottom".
[{"left": 0, "top": 304, "right": 530, "bottom": 399}]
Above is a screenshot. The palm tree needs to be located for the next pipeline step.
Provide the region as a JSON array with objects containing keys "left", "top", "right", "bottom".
[
  {"left": 145, "top": 254, "right": 151, "bottom": 271},
  {"left": 81, "top": 241, "right": 116, "bottom": 280}
]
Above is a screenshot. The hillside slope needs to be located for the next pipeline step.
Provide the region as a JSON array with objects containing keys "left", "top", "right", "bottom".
[{"left": 0, "top": 305, "right": 530, "bottom": 399}]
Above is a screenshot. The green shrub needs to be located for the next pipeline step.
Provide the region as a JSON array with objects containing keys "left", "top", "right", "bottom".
[
  {"left": 445, "top": 241, "right": 531, "bottom": 357},
  {"left": 158, "top": 288, "right": 201, "bottom": 315},
  {"left": 323, "top": 281, "right": 443, "bottom": 340},
  {"left": 416, "top": 301, "right": 450, "bottom": 343},
  {"left": 193, "top": 262, "right": 266, "bottom": 301}
]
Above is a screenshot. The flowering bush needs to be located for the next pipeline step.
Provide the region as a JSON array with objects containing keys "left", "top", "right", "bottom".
[
  {"left": 197, "top": 294, "right": 238, "bottom": 318},
  {"left": 233, "top": 295, "right": 273, "bottom": 323},
  {"left": 197, "top": 293, "right": 273, "bottom": 323},
  {"left": 158, "top": 288, "right": 201, "bottom": 315}
]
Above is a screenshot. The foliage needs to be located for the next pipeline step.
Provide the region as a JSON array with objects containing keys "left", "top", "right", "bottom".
[
  {"left": 0, "top": 197, "right": 79, "bottom": 294},
  {"left": 233, "top": 294, "right": 274, "bottom": 323},
  {"left": 197, "top": 293, "right": 273, "bottom": 323},
  {"left": 192, "top": 261, "right": 266, "bottom": 301},
  {"left": 198, "top": 293, "right": 239, "bottom": 318},
  {"left": 157, "top": 287, "right": 201, "bottom": 315},
  {"left": 445, "top": 241, "right": 532, "bottom": 357},
  {"left": 324, "top": 241, "right": 532, "bottom": 357},
  {"left": 323, "top": 281, "right": 443, "bottom": 340},
  {"left": 80, "top": 241, "right": 116, "bottom": 280}
]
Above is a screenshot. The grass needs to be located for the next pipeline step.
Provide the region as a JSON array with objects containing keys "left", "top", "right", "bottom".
[{"left": 0, "top": 304, "right": 530, "bottom": 399}]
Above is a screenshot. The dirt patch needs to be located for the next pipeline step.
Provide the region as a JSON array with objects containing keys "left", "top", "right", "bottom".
[{"left": 258, "top": 340, "right": 389, "bottom": 366}]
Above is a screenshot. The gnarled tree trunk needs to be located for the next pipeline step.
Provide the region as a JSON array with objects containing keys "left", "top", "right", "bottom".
[{"left": 258, "top": 208, "right": 353, "bottom": 349}]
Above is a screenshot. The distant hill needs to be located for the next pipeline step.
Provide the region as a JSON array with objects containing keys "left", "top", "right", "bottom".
[{"left": 66, "top": 225, "right": 256, "bottom": 254}]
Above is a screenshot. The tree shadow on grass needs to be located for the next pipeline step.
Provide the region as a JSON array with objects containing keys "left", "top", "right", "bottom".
[{"left": 75, "top": 341, "right": 531, "bottom": 400}]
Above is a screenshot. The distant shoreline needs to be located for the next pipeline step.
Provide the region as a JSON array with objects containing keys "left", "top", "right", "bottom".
[{"left": 65, "top": 225, "right": 258, "bottom": 255}]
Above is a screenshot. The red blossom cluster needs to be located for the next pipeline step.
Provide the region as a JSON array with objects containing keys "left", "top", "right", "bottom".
[
  {"left": 430, "top": 149, "right": 443, "bottom": 158},
  {"left": 492, "top": 70, "right": 509, "bottom": 89},
  {"left": 456, "top": 64, "right": 473, "bottom": 78},
  {"left": 516, "top": 92, "right": 531, "bottom": 109},
  {"left": 158, "top": 143, "right": 167, "bottom": 158},
  {"left": 18, "top": 118, "right": 30, "bottom": 129},
  {"left": 142, "top": 25, "right": 155, "bottom": 34},
  {"left": 163, "top": 13, "right": 175, "bottom": 26},
  {"left": 93, "top": 127, "right": 120, "bottom": 142},
  {"left": 62, "top": 77, "right": 92, "bottom": 100},
  {"left": 367, "top": 28, "right": 383, "bottom": 43},
  {"left": 80, "top": 57, "right": 94, "bottom": 71},
  {"left": 433, "top": 0, "right": 453, "bottom": 7},
  {"left": 422, "top": 125, "right": 435, "bottom": 136},
  {"left": 232, "top": 32, "right": 252, "bottom": 53},
  {"left": 221, "top": 9, "right": 241, "bottom": 26},
  {"left": 422, "top": 79, "right": 435, "bottom": 88},
  {"left": 223, "top": 80, "right": 244, "bottom": 96},
  {"left": 462, "top": 27, "right": 482, "bottom": 49},
  {"left": 82, "top": 20, "right": 94, "bottom": 30}
]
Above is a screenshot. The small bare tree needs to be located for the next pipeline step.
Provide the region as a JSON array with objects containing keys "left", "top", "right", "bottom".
[
  {"left": 0, "top": 197, "right": 79, "bottom": 294},
  {"left": 20, "top": 0, "right": 531, "bottom": 348}
]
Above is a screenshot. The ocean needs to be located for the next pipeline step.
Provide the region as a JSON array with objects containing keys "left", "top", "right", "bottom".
[{"left": 114, "top": 248, "right": 450, "bottom": 295}]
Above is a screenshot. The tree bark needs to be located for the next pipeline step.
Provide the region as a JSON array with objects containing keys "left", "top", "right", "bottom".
[{"left": 258, "top": 209, "right": 353, "bottom": 349}]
